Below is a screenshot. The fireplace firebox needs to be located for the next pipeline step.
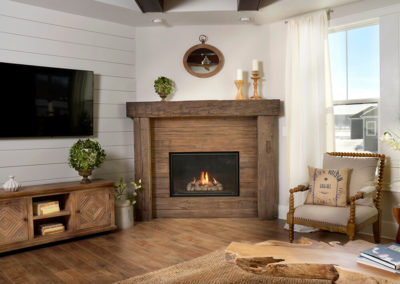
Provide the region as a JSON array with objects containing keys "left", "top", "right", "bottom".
[{"left": 169, "top": 152, "right": 239, "bottom": 197}]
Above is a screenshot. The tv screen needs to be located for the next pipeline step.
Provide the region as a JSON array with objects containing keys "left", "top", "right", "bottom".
[{"left": 0, "top": 62, "right": 94, "bottom": 137}]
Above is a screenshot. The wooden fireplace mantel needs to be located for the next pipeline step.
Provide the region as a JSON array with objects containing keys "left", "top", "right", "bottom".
[
  {"left": 126, "top": 100, "right": 281, "bottom": 221},
  {"left": 127, "top": 100, "right": 280, "bottom": 118}
]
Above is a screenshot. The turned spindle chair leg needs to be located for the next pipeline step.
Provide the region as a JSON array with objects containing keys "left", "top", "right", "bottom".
[
  {"left": 373, "top": 217, "right": 381, "bottom": 243},
  {"left": 289, "top": 223, "right": 294, "bottom": 242}
]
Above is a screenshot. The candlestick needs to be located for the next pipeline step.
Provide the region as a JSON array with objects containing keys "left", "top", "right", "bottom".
[
  {"left": 252, "top": 59, "right": 259, "bottom": 72},
  {"left": 236, "top": 69, "right": 243, "bottom": 80},
  {"left": 250, "top": 71, "right": 262, "bottom": 100},
  {"left": 234, "top": 80, "right": 245, "bottom": 100}
]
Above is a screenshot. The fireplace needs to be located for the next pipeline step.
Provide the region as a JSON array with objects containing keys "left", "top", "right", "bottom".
[
  {"left": 169, "top": 152, "right": 239, "bottom": 197},
  {"left": 127, "top": 100, "right": 280, "bottom": 220}
]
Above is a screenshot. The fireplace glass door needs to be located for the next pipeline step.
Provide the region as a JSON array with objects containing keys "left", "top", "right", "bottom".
[{"left": 169, "top": 152, "right": 239, "bottom": 197}]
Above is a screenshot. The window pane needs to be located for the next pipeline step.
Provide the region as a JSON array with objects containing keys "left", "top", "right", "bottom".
[
  {"left": 329, "top": 31, "right": 347, "bottom": 100},
  {"left": 334, "top": 103, "right": 378, "bottom": 153},
  {"left": 348, "top": 25, "right": 380, "bottom": 99}
]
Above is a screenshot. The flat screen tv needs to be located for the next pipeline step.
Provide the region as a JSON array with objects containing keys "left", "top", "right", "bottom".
[{"left": 0, "top": 62, "right": 94, "bottom": 138}]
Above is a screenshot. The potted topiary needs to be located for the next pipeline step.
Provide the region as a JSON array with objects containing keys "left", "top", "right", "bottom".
[
  {"left": 114, "top": 178, "right": 142, "bottom": 229},
  {"left": 68, "top": 139, "right": 106, "bottom": 184},
  {"left": 154, "top": 76, "right": 173, "bottom": 101}
]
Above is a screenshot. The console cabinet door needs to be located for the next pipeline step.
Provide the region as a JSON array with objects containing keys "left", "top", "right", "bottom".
[
  {"left": 76, "top": 188, "right": 112, "bottom": 231},
  {"left": 0, "top": 198, "right": 29, "bottom": 244}
]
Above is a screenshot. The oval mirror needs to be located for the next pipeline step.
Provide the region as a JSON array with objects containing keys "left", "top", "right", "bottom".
[{"left": 183, "top": 35, "right": 224, "bottom": 78}]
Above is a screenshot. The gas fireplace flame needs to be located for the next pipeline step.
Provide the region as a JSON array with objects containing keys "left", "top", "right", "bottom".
[
  {"left": 200, "top": 171, "right": 209, "bottom": 185},
  {"left": 186, "top": 170, "right": 223, "bottom": 192}
]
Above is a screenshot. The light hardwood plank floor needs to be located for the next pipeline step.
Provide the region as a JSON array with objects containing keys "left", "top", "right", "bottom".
[{"left": 0, "top": 218, "right": 390, "bottom": 283}]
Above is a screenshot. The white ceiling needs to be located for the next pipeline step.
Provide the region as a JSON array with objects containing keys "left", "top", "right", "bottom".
[{"left": 11, "top": 0, "right": 364, "bottom": 26}]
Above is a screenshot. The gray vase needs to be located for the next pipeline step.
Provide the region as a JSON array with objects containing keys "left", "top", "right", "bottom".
[{"left": 115, "top": 196, "right": 134, "bottom": 230}]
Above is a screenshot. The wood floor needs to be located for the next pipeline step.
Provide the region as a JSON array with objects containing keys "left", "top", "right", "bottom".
[{"left": 0, "top": 218, "right": 390, "bottom": 283}]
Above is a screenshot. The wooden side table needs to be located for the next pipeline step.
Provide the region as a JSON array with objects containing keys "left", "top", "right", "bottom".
[{"left": 394, "top": 206, "right": 400, "bottom": 243}]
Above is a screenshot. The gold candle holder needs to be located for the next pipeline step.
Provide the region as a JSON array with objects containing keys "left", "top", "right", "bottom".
[
  {"left": 250, "top": 71, "right": 262, "bottom": 100},
  {"left": 234, "top": 80, "right": 245, "bottom": 100}
]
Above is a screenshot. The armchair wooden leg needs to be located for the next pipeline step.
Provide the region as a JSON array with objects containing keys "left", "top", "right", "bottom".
[
  {"left": 347, "top": 223, "right": 355, "bottom": 241},
  {"left": 287, "top": 213, "right": 294, "bottom": 243},
  {"left": 373, "top": 216, "right": 381, "bottom": 243},
  {"left": 289, "top": 223, "right": 294, "bottom": 243}
]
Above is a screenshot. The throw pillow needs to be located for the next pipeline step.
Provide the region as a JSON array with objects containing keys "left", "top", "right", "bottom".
[
  {"left": 323, "top": 154, "right": 378, "bottom": 202},
  {"left": 305, "top": 166, "right": 351, "bottom": 207}
]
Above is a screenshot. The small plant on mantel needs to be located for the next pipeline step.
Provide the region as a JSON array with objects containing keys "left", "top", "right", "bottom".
[
  {"left": 68, "top": 139, "right": 106, "bottom": 184},
  {"left": 154, "top": 76, "right": 173, "bottom": 101}
]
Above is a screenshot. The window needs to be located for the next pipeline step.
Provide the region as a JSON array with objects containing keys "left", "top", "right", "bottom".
[{"left": 329, "top": 24, "right": 380, "bottom": 152}]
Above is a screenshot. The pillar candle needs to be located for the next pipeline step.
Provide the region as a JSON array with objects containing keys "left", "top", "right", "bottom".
[
  {"left": 236, "top": 69, "right": 243, "bottom": 80},
  {"left": 252, "top": 59, "right": 259, "bottom": 71}
]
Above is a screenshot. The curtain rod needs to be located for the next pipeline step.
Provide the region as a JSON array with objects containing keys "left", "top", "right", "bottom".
[{"left": 284, "top": 8, "right": 334, "bottom": 24}]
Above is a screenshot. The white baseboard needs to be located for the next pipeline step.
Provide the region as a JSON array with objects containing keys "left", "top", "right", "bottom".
[
  {"left": 277, "top": 204, "right": 396, "bottom": 240},
  {"left": 359, "top": 220, "right": 397, "bottom": 240},
  {"left": 278, "top": 204, "right": 288, "bottom": 220}
]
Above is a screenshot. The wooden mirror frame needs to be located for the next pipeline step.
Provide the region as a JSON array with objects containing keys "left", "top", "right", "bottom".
[{"left": 183, "top": 43, "right": 224, "bottom": 78}]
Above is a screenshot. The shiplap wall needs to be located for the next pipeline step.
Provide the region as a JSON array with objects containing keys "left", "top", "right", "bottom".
[{"left": 0, "top": 1, "right": 135, "bottom": 186}]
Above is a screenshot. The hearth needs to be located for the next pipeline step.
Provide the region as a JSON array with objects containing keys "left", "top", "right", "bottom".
[{"left": 169, "top": 152, "right": 239, "bottom": 197}]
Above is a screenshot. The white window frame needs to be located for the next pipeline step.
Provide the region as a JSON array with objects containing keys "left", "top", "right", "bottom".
[
  {"left": 329, "top": 19, "right": 380, "bottom": 107},
  {"left": 329, "top": 20, "right": 380, "bottom": 152}
]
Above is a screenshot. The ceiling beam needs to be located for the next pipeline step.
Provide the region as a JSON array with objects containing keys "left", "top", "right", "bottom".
[
  {"left": 135, "top": 0, "right": 163, "bottom": 13},
  {"left": 237, "top": 0, "right": 262, "bottom": 11},
  {"left": 238, "top": 0, "right": 279, "bottom": 11}
]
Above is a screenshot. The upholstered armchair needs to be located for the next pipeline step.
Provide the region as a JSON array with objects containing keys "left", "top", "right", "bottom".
[{"left": 287, "top": 152, "right": 385, "bottom": 243}]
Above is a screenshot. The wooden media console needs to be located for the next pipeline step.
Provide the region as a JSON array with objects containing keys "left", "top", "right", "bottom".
[{"left": 0, "top": 180, "right": 116, "bottom": 253}]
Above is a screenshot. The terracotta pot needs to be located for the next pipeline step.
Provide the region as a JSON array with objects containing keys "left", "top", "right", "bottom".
[{"left": 78, "top": 170, "right": 92, "bottom": 184}]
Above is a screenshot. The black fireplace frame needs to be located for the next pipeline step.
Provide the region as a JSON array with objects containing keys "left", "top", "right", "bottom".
[{"left": 169, "top": 151, "right": 240, "bottom": 197}]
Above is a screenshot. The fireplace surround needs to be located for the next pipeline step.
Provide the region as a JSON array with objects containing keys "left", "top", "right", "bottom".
[{"left": 127, "top": 100, "right": 280, "bottom": 220}]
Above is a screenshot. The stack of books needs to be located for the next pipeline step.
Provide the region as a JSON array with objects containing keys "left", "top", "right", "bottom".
[
  {"left": 33, "top": 200, "right": 60, "bottom": 216},
  {"left": 357, "top": 243, "right": 400, "bottom": 274},
  {"left": 38, "top": 223, "right": 65, "bottom": 236}
]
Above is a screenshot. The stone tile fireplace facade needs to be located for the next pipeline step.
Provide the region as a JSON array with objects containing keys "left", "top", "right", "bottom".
[{"left": 126, "top": 100, "right": 280, "bottom": 220}]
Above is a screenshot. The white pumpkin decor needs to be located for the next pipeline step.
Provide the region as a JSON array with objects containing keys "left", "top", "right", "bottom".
[{"left": 3, "top": 176, "right": 21, "bottom": 192}]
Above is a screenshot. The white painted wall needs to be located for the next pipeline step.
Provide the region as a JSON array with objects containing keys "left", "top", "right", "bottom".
[
  {"left": 136, "top": 25, "right": 272, "bottom": 101},
  {"left": 136, "top": 1, "right": 400, "bottom": 239},
  {"left": 0, "top": 1, "right": 136, "bottom": 185}
]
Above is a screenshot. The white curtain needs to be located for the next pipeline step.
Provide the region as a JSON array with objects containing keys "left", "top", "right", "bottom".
[{"left": 285, "top": 10, "right": 335, "bottom": 190}]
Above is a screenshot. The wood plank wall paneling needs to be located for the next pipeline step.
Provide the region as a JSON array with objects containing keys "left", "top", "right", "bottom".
[
  {"left": 151, "top": 117, "right": 258, "bottom": 218},
  {"left": 0, "top": 1, "right": 135, "bottom": 185},
  {"left": 134, "top": 118, "right": 153, "bottom": 220}
]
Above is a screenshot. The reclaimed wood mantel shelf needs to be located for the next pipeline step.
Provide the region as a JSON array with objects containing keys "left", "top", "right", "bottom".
[
  {"left": 126, "top": 100, "right": 281, "bottom": 221},
  {"left": 127, "top": 100, "right": 280, "bottom": 118}
]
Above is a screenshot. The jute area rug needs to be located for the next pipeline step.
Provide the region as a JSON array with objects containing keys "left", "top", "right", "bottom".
[{"left": 115, "top": 248, "right": 330, "bottom": 284}]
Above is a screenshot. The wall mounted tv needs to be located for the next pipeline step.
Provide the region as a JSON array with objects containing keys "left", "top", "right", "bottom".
[{"left": 0, "top": 62, "right": 94, "bottom": 138}]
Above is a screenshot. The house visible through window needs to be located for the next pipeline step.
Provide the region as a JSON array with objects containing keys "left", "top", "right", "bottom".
[{"left": 329, "top": 23, "right": 380, "bottom": 153}]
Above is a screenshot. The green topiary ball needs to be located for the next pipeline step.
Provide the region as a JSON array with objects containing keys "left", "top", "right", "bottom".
[{"left": 68, "top": 139, "right": 106, "bottom": 171}]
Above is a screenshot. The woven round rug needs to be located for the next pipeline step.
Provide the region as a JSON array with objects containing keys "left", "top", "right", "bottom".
[{"left": 115, "top": 248, "right": 330, "bottom": 284}]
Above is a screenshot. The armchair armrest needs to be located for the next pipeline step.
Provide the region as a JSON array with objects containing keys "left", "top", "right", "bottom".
[
  {"left": 349, "top": 192, "right": 364, "bottom": 225},
  {"left": 289, "top": 183, "right": 309, "bottom": 214},
  {"left": 350, "top": 191, "right": 364, "bottom": 202},
  {"left": 289, "top": 184, "right": 309, "bottom": 194},
  {"left": 359, "top": 185, "right": 376, "bottom": 195},
  {"left": 356, "top": 185, "right": 377, "bottom": 207}
]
